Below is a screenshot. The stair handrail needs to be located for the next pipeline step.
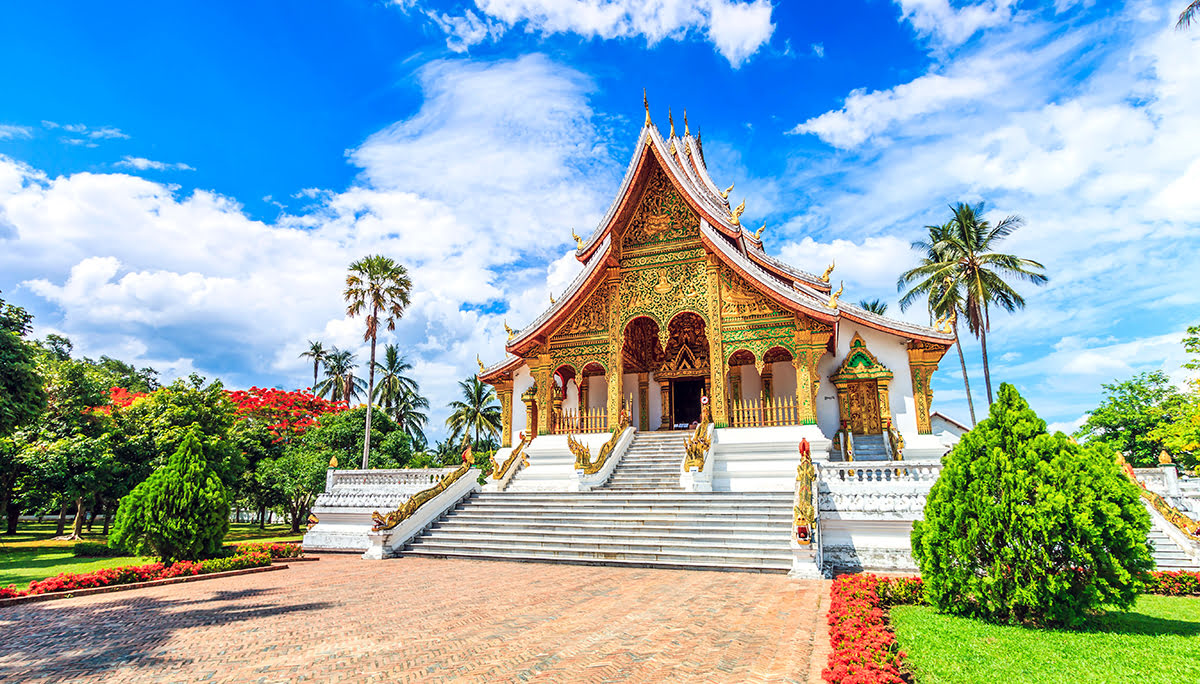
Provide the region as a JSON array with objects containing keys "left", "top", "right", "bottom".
[
  {"left": 570, "top": 406, "right": 631, "bottom": 475},
  {"left": 371, "top": 444, "right": 475, "bottom": 531},
  {"left": 845, "top": 430, "right": 855, "bottom": 462},
  {"left": 1119, "top": 452, "right": 1200, "bottom": 543},
  {"left": 794, "top": 439, "right": 820, "bottom": 553},
  {"left": 489, "top": 432, "right": 531, "bottom": 483},
  {"left": 683, "top": 400, "right": 715, "bottom": 472}
]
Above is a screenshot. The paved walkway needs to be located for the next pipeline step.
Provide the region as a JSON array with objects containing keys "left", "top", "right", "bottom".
[{"left": 0, "top": 555, "right": 830, "bottom": 683}]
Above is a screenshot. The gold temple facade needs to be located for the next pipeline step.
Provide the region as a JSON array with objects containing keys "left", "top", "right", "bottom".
[{"left": 480, "top": 109, "right": 954, "bottom": 452}]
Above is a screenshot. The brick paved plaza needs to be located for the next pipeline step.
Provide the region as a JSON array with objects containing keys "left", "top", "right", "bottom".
[{"left": 0, "top": 555, "right": 830, "bottom": 683}]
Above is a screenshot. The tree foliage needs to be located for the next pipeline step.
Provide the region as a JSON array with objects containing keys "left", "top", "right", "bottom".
[
  {"left": 0, "top": 293, "right": 44, "bottom": 436},
  {"left": 109, "top": 429, "right": 230, "bottom": 562},
  {"left": 1075, "top": 371, "right": 1183, "bottom": 468},
  {"left": 446, "top": 376, "right": 501, "bottom": 447},
  {"left": 912, "top": 383, "right": 1153, "bottom": 628}
]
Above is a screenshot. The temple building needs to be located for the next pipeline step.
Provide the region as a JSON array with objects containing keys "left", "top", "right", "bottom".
[{"left": 478, "top": 104, "right": 955, "bottom": 461}]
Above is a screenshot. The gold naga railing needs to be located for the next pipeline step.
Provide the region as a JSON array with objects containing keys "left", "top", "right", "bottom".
[
  {"left": 371, "top": 445, "right": 474, "bottom": 531},
  {"left": 885, "top": 420, "right": 905, "bottom": 461},
  {"left": 683, "top": 404, "right": 712, "bottom": 472},
  {"left": 553, "top": 406, "right": 608, "bottom": 434},
  {"left": 1118, "top": 453, "right": 1200, "bottom": 542},
  {"left": 569, "top": 403, "right": 632, "bottom": 475},
  {"left": 489, "top": 432, "right": 531, "bottom": 481},
  {"left": 794, "top": 439, "right": 817, "bottom": 545},
  {"left": 728, "top": 394, "right": 802, "bottom": 428}
]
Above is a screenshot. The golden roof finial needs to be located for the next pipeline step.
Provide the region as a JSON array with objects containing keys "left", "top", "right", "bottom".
[
  {"left": 819, "top": 260, "right": 835, "bottom": 283},
  {"left": 753, "top": 222, "right": 765, "bottom": 240},
  {"left": 550, "top": 292, "right": 557, "bottom": 305},
  {"left": 668, "top": 108, "right": 675, "bottom": 138},
  {"left": 643, "top": 89, "right": 650, "bottom": 127},
  {"left": 571, "top": 228, "right": 583, "bottom": 249},
  {"left": 683, "top": 109, "right": 689, "bottom": 137},
  {"left": 504, "top": 320, "right": 514, "bottom": 341},
  {"left": 477, "top": 355, "right": 486, "bottom": 374},
  {"left": 328, "top": 454, "right": 338, "bottom": 468},
  {"left": 720, "top": 182, "right": 734, "bottom": 200},
  {"left": 730, "top": 198, "right": 745, "bottom": 226},
  {"left": 827, "top": 281, "right": 844, "bottom": 308}
]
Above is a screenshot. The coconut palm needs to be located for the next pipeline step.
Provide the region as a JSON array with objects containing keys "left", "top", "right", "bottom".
[
  {"left": 372, "top": 344, "right": 419, "bottom": 414},
  {"left": 392, "top": 388, "right": 430, "bottom": 445},
  {"left": 315, "top": 348, "right": 365, "bottom": 404},
  {"left": 445, "top": 376, "right": 501, "bottom": 450},
  {"left": 900, "top": 222, "right": 977, "bottom": 426},
  {"left": 298, "top": 340, "right": 328, "bottom": 392},
  {"left": 1180, "top": 2, "right": 1200, "bottom": 28},
  {"left": 900, "top": 203, "right": 1047, "bottom": 405},
  {"left": 858, "top": 299, "right": 888, "bottom": 315},
  {"left": 345, "top": 255, "right": 413, "bottom": 469}
]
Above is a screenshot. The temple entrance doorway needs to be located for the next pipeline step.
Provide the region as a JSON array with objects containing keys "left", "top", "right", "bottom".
[
  {"left": 672, "top": 379, "right": 704, "bottom": 427},
  {"left": 845, "top": 380, "right": 881, "bottom": 435}
]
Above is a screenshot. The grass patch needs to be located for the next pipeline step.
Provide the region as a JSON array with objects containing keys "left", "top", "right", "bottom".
[
  {"left": 0, "top": 522, "right": 301, "bottom": 587},
  {"left": 892, "top": 595, "right": 1200, "bottom": 683}
]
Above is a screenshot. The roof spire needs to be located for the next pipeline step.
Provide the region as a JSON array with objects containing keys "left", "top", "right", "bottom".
[
  {"left": 754, "top": 223, "right": 765, "bottom": 239},
  {"left": 684, "top": 109, "right": 689, "bottom": 137},
  {"left": 668, "top": 108, "right": 675, "bottom": 138},
  {"left": 720, "top": 182, "right": 734, "bottom": 200},
  {"left": 643, "top": 89, "right": 651, "bottom": 127}
]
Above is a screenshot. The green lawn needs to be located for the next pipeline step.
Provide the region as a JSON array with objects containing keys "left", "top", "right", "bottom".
[
  {"left": 892, "top": 595, "right": 1200, "bottom": 684},
  {"left": 0, "top": 522, "right": 303, "bottom": 588}
]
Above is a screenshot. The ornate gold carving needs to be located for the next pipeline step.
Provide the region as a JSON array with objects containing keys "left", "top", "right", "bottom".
[
  {"left": 683, "top": 109, "right": 689, "bottom": 137},
  {"left": 753, "top": 223, "right": 765, "bottom": 240},
  {"left": 907, "top": 339, "right": 946, "bottom": 435},
  {"left": 820, "top": 261, "right": 835, "bottom": 284},
  {"left": 554, "top": 285, "right": 608, "bottom": 339},
  {"left": 328, "top": 455, "right": 338, "bottom": 468},
  {"left": 476, "top": 355, "right": 485, "bottom": 374},
  {"left": 618, "top": 261, "right": 707, "bottom": 331},
  {"left": 720, "top": 266, "right": 782, "bottom": 318},
  {"left": 794, "top": 439, "right": 816, "bottom": 545},
  {"left": 643, "top": 89, "right": 650, "bottom": 127},
  {"left": 832, "top": 334, "right": 894, "bottom": 435},
  {"left": 572, "top": 228, "right": 583, "bottom": 249},
  {"left": 827, "top": 281, "right": 844, "bottom": 308},
  {"left": 730, "top": 198, "right": 745, "bottom": 226},
  {"left": 371, "top": 446, "right": 474, "bottom": 531},
  {"left": 504, "top": 320, "right": 515, "bottom": 341},
  {"left": 668, "top": 108, "right": 675, "bottom": 138},
  {"left": 652, "top": 272, "right": 675, "bottom": 295},
  {"left": 571, "top": 409, "right": 630, "bottom": 475},
  {"left": 490, "top": 432, "right": 530, "bottom": 480},
  {"left": 683, "top": 402, "right": 712, "bottom": 471},
  {"left": 621, "top": 167, "right": 700, "bottom": 249},
  {"left": 720, "top": 182, "right": 734, "bottom": 200}
]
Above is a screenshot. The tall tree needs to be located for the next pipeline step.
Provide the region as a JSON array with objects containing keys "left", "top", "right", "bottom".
[
  {"left": 1075, "top": 371, "right": 1183, "bottom": 468},
  {"left": 857, "top": 299, "right": 888, "bottom": 315},
  {"left": 393, "top": 388, "right": 430, "bottom": 444},
  {"left": 315, "top": 349, "right": 364, "bottom": 403},
  {"left": 900, "top": 203, "right": 1046, "bottom": 405},
  {"left": 899, "top": 222, "right": 977, "bottom": 425},
  {"left": 0, "top": 293, "right": 44, "bottom": 437},
  {"left": 298, "top": 340, "right": 328, "bottom": 392},
  {"left": 345, "top": 256, "right": 412, "bottom": 469},
  {"left": 445, "top": 376, "right": 501, "bottom": 449},
  {"left": 1180, "top": 1, "right": 1199, "bottom": 28}
]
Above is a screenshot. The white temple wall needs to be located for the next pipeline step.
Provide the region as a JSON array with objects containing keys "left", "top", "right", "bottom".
[
  {"left": 738, "top": 365, "right": 763, "bottom": 401},
  {"left": 649, "top": 375, "right": 664, "bottom": 426},
  {"left": 585, "top": 375, "right": 608, "bottom": 409},
  {"left": 512, "top": 364, "right": 533, "bottom": 436},
  {"left": 561, "top": 379, "right": 580, "bottom": 412},
  {"left": 622, "top": 373, "right": 639, "bottom": 425},
  {"left": 769, "top": 360, "right": 797, "bottom": 398},
  {"left": 815, "top": 354, "right": 841, "bottom": 439}
]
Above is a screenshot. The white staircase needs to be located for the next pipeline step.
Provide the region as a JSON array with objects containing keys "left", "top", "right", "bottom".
[
  {"left": 851, "top": 434, "right": 889, "bottom": 461},
  {"left": 404, "top": 430, "right": 794, "bottom": 572},
  {"left": 603, "top": 431, "right": 687, "bottom": 490},
  {"left": 1148, "top": 522, "right": 1200, "bottom": 572},
  {"left": 403, "top": 490, "right": 794, "bottom": 572}
]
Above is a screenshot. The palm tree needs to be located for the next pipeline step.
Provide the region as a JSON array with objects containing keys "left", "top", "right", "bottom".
[
  {"left": 900, "top": 222, "right": 977, "bottom": 426},
  {"left": 315, "top": 348, "right": 365, "bottom": 403},
  {"left": 1180, "top": 2, "right": 1199, "bottom": 28},
  {"left": 900, "top": 203, "right": 1047, "bottom": 405},
  {"left": 298, "top": 340, "right": 327, "bottom": 392},
  {"left": 445, "top": 376, "right": 501, "bottom": 449},
  {"left": 858, "top": 299, "right": 888, "bottom": 315},
  {"left": 393, "top": 388, "right": 430, "bottom": 444},
  {"left": 372, "top": 344, "right": 418, "bottom": 414},
  {"left": 345, "top": 255, "right": 413, "bottom": 469}
]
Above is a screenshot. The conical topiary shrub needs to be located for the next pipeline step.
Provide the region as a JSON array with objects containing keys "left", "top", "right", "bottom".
[
  {"left": 109, "top": 428, "right": 230, "bottom": 562},
  {"left": 912, "top": 383, "right": 1153, "bottom": 627}
]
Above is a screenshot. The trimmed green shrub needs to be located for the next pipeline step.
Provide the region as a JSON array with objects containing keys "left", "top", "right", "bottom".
[
  {"left": 912, "top": 383, "right": 1153, "bottom": 628},
  {"left": 108, "top": 428, "right": 230, "bottom": 563},
  {"left": 72, "top": 541, "right": 125, "bottom": 558}
]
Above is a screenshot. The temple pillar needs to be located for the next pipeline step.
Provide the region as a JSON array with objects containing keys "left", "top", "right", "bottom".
[
  {"left": 728, "top": 366, "right": 742, "bottom": 405},
  {"left": 552, "top": 388, "right": 564, "bottom": 434},
  {"left": 906, "top": 341, "right": 945, "bottom": 435},
  {"left": 877, "top": 378, "right": 892, "bottom": 429},
  {"left": 705, "top": 255, "right": 728, "bottom": 426},
  {"left": 761, "top": 366, "right": 774, "bottom": 399},
  {"left": 638, "top": 372, "right": 650, "bottom": 432},
  {"left": 531, "top": 355, "right": 552, "bottom": 436},
  {"left": 494, "top": 378, "right": 514, "bottom": 447},
  {"left": 580, "top": 376, "right": 589, "bottom": 411},
  {"left": 659, "top": 380, "right": 671, "bottom": 430},
  {"left": 521, "top": 385, "right": 538, "bottom": 437},
  {"left": 793, "top": 318, "right": 832, "bottom": 426}
]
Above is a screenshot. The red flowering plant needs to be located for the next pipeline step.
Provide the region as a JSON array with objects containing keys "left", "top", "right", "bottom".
[
  {"left": 233, "top": 542, "right": 303, "bottom": 559},
  {"left": 227, "top": 387, "right": 347, "bottom": 443},
  {"left": 87, "top": 386, "right": 152, "bottom": 416},
  {"left": 823, "top": 574, "right": 909, "bottom": 684},
  {"left": 1145, "top": 570, "right": 1200, "bottom": 596}
]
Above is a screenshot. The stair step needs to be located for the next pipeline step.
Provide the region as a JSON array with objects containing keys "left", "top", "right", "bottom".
[{"left": 403, "top": 547, "right": 790, "bottom": 572}]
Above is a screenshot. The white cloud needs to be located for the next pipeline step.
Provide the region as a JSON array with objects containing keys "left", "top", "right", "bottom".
[
  {"left": 1, "top": 55, "right": 611, "bottom": 440},
  {"left": 115, "top": 156, "right": 194, "bottom": 172},
  {"left": 403, "top": 0, "right": 775, "bottom": 66},
  {"left": 0, "top": 125, "right": 32, "bottom": 140},
  {"left": 42, "top": 121, "right": 129, "bottom": 142},
  {"left": 811, "top": 43, "right": 825, "bottom": 58},
  {"left": 894, "top": 0, "right": 1018, "bottom": 46}
]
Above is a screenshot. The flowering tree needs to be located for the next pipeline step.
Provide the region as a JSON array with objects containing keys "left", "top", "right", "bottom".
[{"left": 226, "top": 387, "right": 347, "bottom": 443}]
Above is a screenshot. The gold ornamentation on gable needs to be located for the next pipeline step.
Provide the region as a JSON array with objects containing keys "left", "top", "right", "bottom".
[
  {"left": 719, "top": 265, "right": 788, "bottom": 319},
  {"left": 831, "top": 333, "right": 894, "bottom": 383},
  {"left": 555, "top": 284, "right": 609, "bottom": 338},
  {"left": 621, "top": 167, "right": 699, "bottom": 249}
]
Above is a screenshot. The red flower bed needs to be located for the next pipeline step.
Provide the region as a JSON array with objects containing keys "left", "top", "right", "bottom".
[
  {"left": 1145, "top": 570, "right": 1200, "bottom": 596},
  {"left": 1, "top": 552, "right": 272, "bottom": 600},
  {"left": 823, "top": 574, "right": 909, "bottom": 684},
  {"left": 233, "top": 542, "right": 303, "bottom": 559}
]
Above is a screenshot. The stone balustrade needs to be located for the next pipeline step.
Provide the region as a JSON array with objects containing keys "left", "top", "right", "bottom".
[{"left": 819, "top": 461, "right": 942, "bottom": 484}]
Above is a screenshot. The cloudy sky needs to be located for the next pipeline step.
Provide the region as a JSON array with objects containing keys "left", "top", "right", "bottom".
[{"left": 1, "top": 0, "right": 1197, "bottom": 439}]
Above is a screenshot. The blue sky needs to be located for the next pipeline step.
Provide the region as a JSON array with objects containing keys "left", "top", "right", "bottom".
[{"left": 1, "top": 0, "right": 1197, "bottom": 440}]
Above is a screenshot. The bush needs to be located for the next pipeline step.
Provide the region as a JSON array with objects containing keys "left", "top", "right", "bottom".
[
  {"left": 72, "top": 541, "right": 125, "bottom": 557},
  {"left": 823, "top": 574, "right": 907, "bottom": 684},
  {"left": 200, "top": 551, "right": 272, "bottom": 574},
  {"left": 912, "top": 383, "right": 1154, "bottom": 628},
  {"left": 109, "top": 428, "right": 231, "bottom": 562},
  {"left": 232, "top": 542, "right": 302, "bottom": 559},
  {"left": 876, "top": 577, "right": 924, "bottom": 607}
]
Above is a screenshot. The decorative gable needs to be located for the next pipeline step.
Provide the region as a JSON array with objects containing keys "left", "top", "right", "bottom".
[{"left": 830, "top": 333, "right": 894, "bottom": 383}]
